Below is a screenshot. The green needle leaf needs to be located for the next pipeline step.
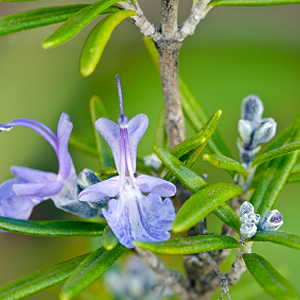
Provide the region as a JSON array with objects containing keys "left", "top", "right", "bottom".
[
  {"left": 154, "top": 146, "right": 207, "bottom": 193},
  {"left": 69, "top": 130, "right": 98, "bottom": 157},
  {"left": 251, "top": 231, "right": 300, "bottom": 250},
  {"left": 251, "top": 112, "right": 300, "bottom": 215},
  {"left": 173, "top": 182, "right": 243, "bottom": 233},
  {"left": 0, "top": 254, "right": 89, "bottom": 300},
  {"left": 0, "top": 5, "right": 89, "bottom": 37},
  {"left": 102, "top": 226, "right": 119, "bottom": 250},
  {"left": 203, "top": 153, "right": 249, "bottom": 179},
  {"left": 212, "top": 0, "right": 300, "bottom": 5},
  {"left": 80, "top": 10, "right": 136, "bottom": 76},
  {"left": 60, "top": 244, "right": 127, "bottom": 300},
  {"left": 243, "top": 253, "right": 298, "bottom": 300},
  {"left": 252, "top": 141, "right": 300, "bottom": 167},
  {"left": 42, "top": 0, "right": 122, "bottom": 49},
  {"left": 135, "top": 235, "right": 242, "bottom": 254},
  {"left": 287, "top": 172, "right": 300, "bottom": 183},
  {"left": 0, "top": 217, "right": 105, "bottom": 236},
  {"left": 214, "top": 202, "right": 241, "bottom": 233},
  {"left": 89, "top": 95, "right": 113, "bottom": 167}
]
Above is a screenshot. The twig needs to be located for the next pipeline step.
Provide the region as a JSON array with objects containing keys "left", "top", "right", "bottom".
[
  {"left": 200, "top": 253, "right": 231, "bottom": 300},
  {"left": 133, "top": 248, "right": 195, "bottom": 300}
]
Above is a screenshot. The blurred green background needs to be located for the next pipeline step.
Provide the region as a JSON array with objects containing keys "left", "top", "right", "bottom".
[{"left": 0, "top": 1, "right": 299, "bottom": 299}]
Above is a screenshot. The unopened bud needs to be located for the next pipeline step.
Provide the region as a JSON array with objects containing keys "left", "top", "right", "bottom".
[
  {"left": 257, "top": 209, "right": 283, "bottom": 232},
  {"left": 238, "top": 120, "right": 254, "bottom": 143},
  {"left": 253, "top": 118, "right": 277, "bottom": 144},
  {"left": 241, "top": 95, "right": 264, "bottom": 122},
  {"left": 143, "top": 153, "right": 162, "bottom": 171},
  {"left": 240, "top": 201, "right": 254, "bottom": 216},
  {"left": 240, "top": 212, "right": 260, "bottom": 225},
  {"left": 77, "top": 168, "right": 100, "bottom": 189},
  {"left": 240, "top": 222, "right": 257, "bottom": 239}
]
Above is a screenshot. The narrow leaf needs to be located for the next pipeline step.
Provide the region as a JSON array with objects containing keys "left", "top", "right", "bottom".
[
  {"left": 89, "top": 95, "right": 113, "bottom": 167},
  {"left": 69, "top": 131, "right": 98, "bottom": 157},
  {"left": 251, "top": 231, "right": 300, "bottom": 250},
  {"left": 0, "top": 217, "right": 105, "bottom": 236},
  {"left": 212, "top": 0, "right": 300, "bottom": 6},
  {"left": 42, "top": 0, "right": 122, "bottom": 49},
  {"left": 0, "top": 5, "right": 88, "bottom": 37},
  {"left": 60, "top": 244, "right": 127, "bottom": 300},
  {"left": 95, "top": 166, "right": 118, "bottom": 177},
  {"left": 0, "top": 254, "right": 89, "bottom": 300},
  {"left": 214, "top": 202, "right": 241, "bottom": 233},
  {"left": 251, "top": 112, "right": 300, "bottom": 215},
  {"left": 154, "top": 146, "right": 207, "bottom": 192},
  {"left": 102, "top": 225, "right": 119, "bottom": 250},
  {"left": 203, "top": 153, "right": 248, "bottom": 179},
  {"left": 171, "top": 134, "right": 206, "bottom": 158},
  {"left": 287, "top": 172, "right": 300, "bottom": 183},
  {"left": 182, "top": 110, "right": 223, "bottom": 169},
  {"left": 135, "top": 235, "right": 242, "bottom": 254},
  {"left": 252, "top": 141, "right": 300, "bottom": 167},
  {"left": 173, "top": 182, "right": 243, "bottom": 233},
  {"left": 80, "top": 10, "right": 136, "bottom": 76},
  {"left": 143, "top": 37, "right": 233, "bottom": 162},
  {"left": 243, "top": 253, "right": 298, "bottom": 300}
]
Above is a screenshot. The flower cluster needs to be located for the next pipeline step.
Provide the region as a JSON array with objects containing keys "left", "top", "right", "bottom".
[
  {"left": 78, "top": 76, "right": 176, "bottom": 248},
  {"left": 0, "top": 114, "right": 102, "bottom": 220},
  {"left": 239, "top": 201, "right": 283, "bottom": 241},
  {"left": 0, "top": 76, "right": 176, "bottom": 249},
  {"left": 237, "top": 95, "right": 277, "bottom": 169}
]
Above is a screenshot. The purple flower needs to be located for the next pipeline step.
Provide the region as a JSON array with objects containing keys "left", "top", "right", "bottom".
[
  {"left": 79, "top": 76, "right": 176, "bottom": 248},
  {"left": 0, "top": 114, "right": 101, "bottom": 219}
]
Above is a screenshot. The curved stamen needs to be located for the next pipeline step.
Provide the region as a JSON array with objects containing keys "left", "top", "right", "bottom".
[
  {"left": 0, "top": 119, "right": 58, "bottom": 154},
  {"left": 116, "top": 75, "right": 124, "bottom": 117}
]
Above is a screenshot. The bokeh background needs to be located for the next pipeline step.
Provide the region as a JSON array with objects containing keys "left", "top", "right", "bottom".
[{"left": 0, "top": 1, "right": 299, "bottom": 299}]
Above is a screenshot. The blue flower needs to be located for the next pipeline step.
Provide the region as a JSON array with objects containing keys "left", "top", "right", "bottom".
[
  {"left": 78, "top": 76, "right": 176, "bottom": 248},
  {"left": 0, "top": 113, "right": 101, "bottom": 219}
]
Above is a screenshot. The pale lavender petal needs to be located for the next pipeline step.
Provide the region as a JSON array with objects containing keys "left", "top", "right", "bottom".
[
  {"left": 57, "top": 113, "right": 73, "bottom": 180},
  {"left": 11, "top": 166, "right": 57, "bottom": 183},
  {"left": 0, "top": 119, "right": 58, "bottom": 153},
  {"left": 13, "top": 181, "right": 63, "bottom": 199},
  {"left": 102, "top": 188, "right": 175, "bottom": 248},
  {"left": 136, "top": 174, "right": 176, "bottom": 197},
  {"left": 95, "top": 118, "right": 121, "bottom": 172},
  {"left": 78, "top": 176, "right": 121, "bottom": 202},
  {"left": 0, "top": 178, "right": 39, "bottom": 220},
  {"left": 127, "top": 114, "right": 149, "bottom": 172}
]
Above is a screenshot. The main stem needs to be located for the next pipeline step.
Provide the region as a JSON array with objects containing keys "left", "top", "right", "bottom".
[{"left": 157, "top": 0, "right": 186, "bottom": 149}]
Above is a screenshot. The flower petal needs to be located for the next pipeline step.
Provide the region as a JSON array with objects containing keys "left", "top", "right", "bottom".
[
  {"left": 127, "top": 114, "right": 149, "bottom": 172},
  {"left": 11, "top": 166, "right": 57, "bottom": 183},
  {"left": 57, "top": 113, "right": 73, "bottom": 180},
  {"left": 78, "top": 176, "right": 121, "bottom": 202},
  {"left": 0, "top": 178, "right": 39, "bottom": 220},
  {"left": 95, "top": 118, "right": 121, "bottom": 172},
  {"left": 136, "top": 174, "right": 176, "bottom": 197},
  {"left": 102, "top": 187, "right": 175, "bottom": 248},
  {"left": 12, "top": 181, "right": 63, "bottom": 199}
]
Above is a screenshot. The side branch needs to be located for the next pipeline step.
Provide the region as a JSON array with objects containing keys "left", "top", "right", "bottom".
[{"left": 178, "top": 0, "right": 212, "bottom": 42}]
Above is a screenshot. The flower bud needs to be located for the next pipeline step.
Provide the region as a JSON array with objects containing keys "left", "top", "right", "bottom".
[
  {"left": 253, "top": 118, "right": 277, "bottom": 144},
  {"left": 240, "top": 222, "right": 257, "bottom": 239},
  {"left": 257, "top": 209, "right": 283, "bottom": 232},
  {"left": 241, "top": 95, "right": 264, "bottom": 122},
  {"left": 238, "top": 120, "right": 254, "bottom": 143},
  {"left": 240, "top": 212, "right": 260, "bottom": 225},
  {"left": 240, "top": 201, "right": 254, "bottom": 216},
  {"left": 77, "top": 168, "right": 100, "bottom": 189}
]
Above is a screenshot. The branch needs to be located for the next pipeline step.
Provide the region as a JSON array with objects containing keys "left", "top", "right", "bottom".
[
  {"left": 133, "top": 248, "right": 195, "bottom": 300},
  {"left": 178, "top": 0, "right": 213, "bottom": 42},
  {"left": 117, "top": 1, "right": 161, "bottom": 41},
  {"left": 161, "top": 0, "right": 178, "bottom": 39}
]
